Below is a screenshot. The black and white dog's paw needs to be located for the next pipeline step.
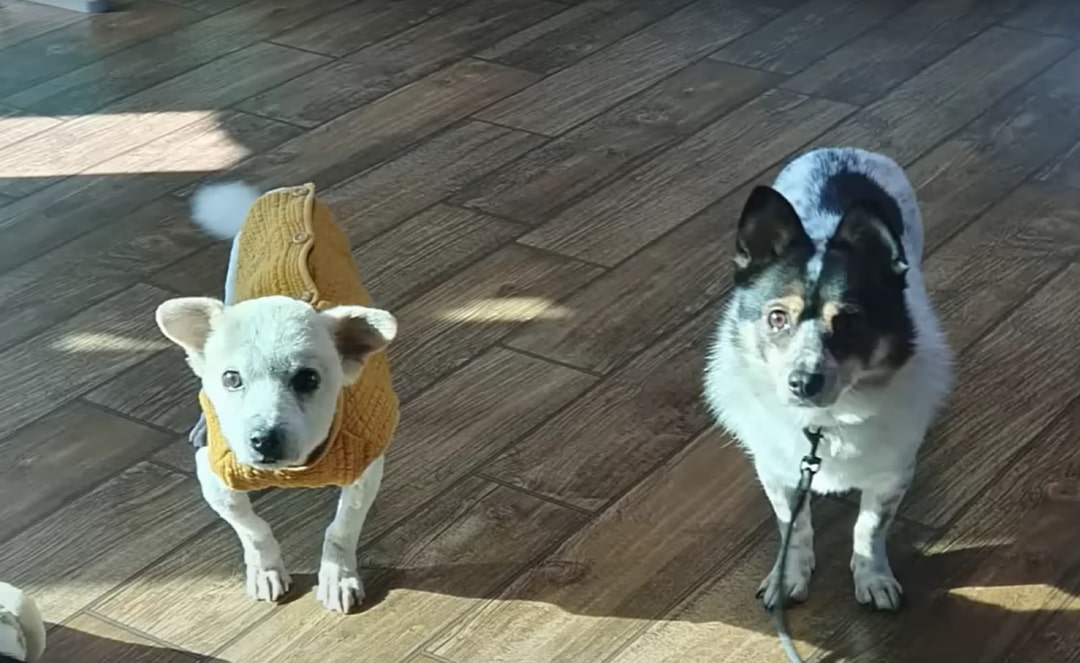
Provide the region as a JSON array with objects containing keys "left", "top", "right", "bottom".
[
  {"left": 317, "top": 560, "right": 365, "bottom": 613},
  {"left": 852, "top": 556, "right": 903, "bottom": 610},
  {"left": 758, "top": 546, "right": 815, "bottom": 609}
]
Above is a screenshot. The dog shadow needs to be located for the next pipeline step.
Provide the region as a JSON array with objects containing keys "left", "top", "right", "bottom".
[{"left": 41, "top": 623, "right": 229, "bottom": 663}]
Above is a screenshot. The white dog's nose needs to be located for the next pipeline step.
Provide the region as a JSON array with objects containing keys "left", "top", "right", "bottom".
[{"left": 250, "top": 427, "right": 285, "bottom": 461}]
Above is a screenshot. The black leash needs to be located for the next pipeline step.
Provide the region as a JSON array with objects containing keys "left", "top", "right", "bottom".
[{"left": 772, "top": 426, "right": 824, "bottom": 663}]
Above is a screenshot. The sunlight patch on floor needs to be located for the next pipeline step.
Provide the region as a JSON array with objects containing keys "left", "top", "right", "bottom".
[
  {"left": 949, "top": 584, "right": 1076, "bottom": 610},
  {"left": 51, "top": 332, "right": 170, "bottom": 353},
  {"left": 0, "top": 112, "right": 250, "bottom": 177},
  {"left": 920, "top": 536, "right": 1015, "bottom": 555},
  {"left": 436, "top": 297, "right": 573, "bottom": 323}
]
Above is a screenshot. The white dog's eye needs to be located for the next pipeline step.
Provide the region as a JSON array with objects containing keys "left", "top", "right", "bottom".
[
  {"left": 291, "top": 368, "right": 320, "bottom": 395},
  {"left": 222, "top": 370, "right": 243, "bottom": 390},
  {"left": 766, "top": 309, "right": 790, "bottom": 332}
]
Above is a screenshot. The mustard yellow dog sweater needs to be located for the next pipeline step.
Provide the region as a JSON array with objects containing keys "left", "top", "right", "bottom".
[{"left": 199, "top": 183, "right": 399, "bottom": 491}]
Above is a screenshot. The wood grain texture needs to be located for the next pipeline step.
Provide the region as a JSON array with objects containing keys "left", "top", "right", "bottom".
[
  {"left": 321, "top": 121, "right": 545, "bottom": 245},
  {"left": 819, "top": 406, "right": 1080, "bottom": 663},
  {"left": 0, "top": 0, "right": 84, "bottom": 50},
  {"left": 221, "top": 58, "right": 539, "bottom": 192},
  {"left": 782, "top": 0, "right": 1025, "bottom": 104},
  {"left": 0, "top": 42, "right": 324, "bottom": 199},
  {"left": 0, "top": 1, "right": 199, "bottom": 99},
  {"left": 476, "top": 0, "right": 775, "bottom": 136},
  {"left": 909, "top": 48, "right": 1080, "bottom": 255},
  {"left": 150, "top": 436, "right": 197, "bottom": 476},
  {"left": 1031, "top": 50, "right": 1080, "bottom": 190},
  {"left": 372, "top": 347, "right": 596, "bottom": 539},
  {"left": 216, "top": 478, "right": 588, "bottom": 663},
  {"left": 1004, "top": 0, "right": 1080, "bottom": 38},
  {"left": 811, "top": 26, "right": 1073, "bottom": 166},
  {"left": 241, "top": 0, "right": 562, "bottom": 127},
  {"left": 0, "top": 109, "right": 297, "bottom": 272},
  {"left": 0, "top": 114, "right": 299, "bottom": 334},
  {"left": 386, "top": 244, "right": 602, "bottom": 400},
  {"left": 487, "top": 303, "right": 717, "bottom": 510},
  {"left": 3, "top": 0, "right": 348, "bottom": 114},
  {"left": 157, "top": 0, "right": 249, "bottom": 13},
  {"left": 271, "top": 0, "right": 472, "bottom": 58},
  {"left": 354, "top": 203, "right": 526, "bottom": 309},
  {"left": 93, "top": 487, "right": 334, "bottom": 654},
  {"left": 454, "top": 60, "right": 780, "bottom": 225},
  {"left": 84, "top": 350, "right": 201, "bottom": 434},
  {"left": 999, "top": 585, "right": 1080, "bottom": 663},
  {"left": 0, "top": 197, "right": 192, "bottom": 350},
  {"left": 711, "top": 0, "right": 909, "bottom": 75},
  {"left": 146, "top": 241, "right": 230, "bottom": 297},
  {"left": 923, "top": 183, "right": 1080, "bottom": 352},
  {"left": 0, "top": 462, "right": 213, "bottom": 622},
  {"left": 906, "top": 262, "right": 1080, "bottom": 527},
  {"left": 505, "top": 173, "right": 775, "bottom": 374},
  {"left": 0, "top": 401, "right": 173, "bottom": 541},
  {"left": 0, "top": 283, "right": 175, "bottom": 440},
  {"left": 478, "top": 0, "right": 693, "bottom": 74},
  {"left": 42, "top": 614, "right": 204, "bottom": 663},
  {"left": 1038, "top": 140, "right": 1080, "bottom": 190},
  {"left": 518, "top": 89, "right": 854, "bottom": 266},
  {"left": 0, "top": 104, "right": 62, "bottom": 153},
  {"left": 609, "top": 500, "right": 931, "bottom": 663},
  {"left": 429, "top": 433, "right": 770, "bottom": 662}
]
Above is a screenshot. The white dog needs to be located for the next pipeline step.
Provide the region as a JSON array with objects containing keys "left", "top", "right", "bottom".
[
  {"left": 155, "top": 182, "right": 399, "bottom": 613},
  {"left": 704, "top": 148, "right": 952, "bottom": 611}
]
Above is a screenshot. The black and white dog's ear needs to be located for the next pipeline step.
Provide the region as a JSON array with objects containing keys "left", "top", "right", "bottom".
[
  {"left": 830, "top": 201, "right": 908, "bottom": 277},
  {"left": 734, "top": 186, "right": 812, "bottom": 277},
  {"left": 155, "top": 297, "right": 225, "bottom": 375}
]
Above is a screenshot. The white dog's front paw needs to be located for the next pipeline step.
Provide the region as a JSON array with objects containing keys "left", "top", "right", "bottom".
[
  {"left": 317, "top": 560, "right": 364, "bottom": 613},
  {"left": 852, "top": 557, "right": 903, "bottom": 610},
  {"left": 245, "top": 563, "right": 291, "bottom": 602},
  {"left": 758, "top": 546, "right": 815, "bottom": 609}
]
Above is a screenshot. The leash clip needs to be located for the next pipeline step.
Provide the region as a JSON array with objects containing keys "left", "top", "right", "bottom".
[
  {"left": 799, "top": 426, "right": 823, "bottom": 475},
  {"left": 799, "top": 455, "right": 821, "bottom": 475}
]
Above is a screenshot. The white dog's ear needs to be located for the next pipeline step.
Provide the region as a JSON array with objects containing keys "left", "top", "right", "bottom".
[
  {"left": 155, "top": 297, "right": 225, "bottom": 375},
  {"left": 321, "top": 305, "right": 397, "bottom": 383}
]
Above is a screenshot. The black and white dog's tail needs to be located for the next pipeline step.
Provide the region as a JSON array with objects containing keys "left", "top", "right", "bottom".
[{"left": 190, "top": 181, "right": 260, "bottom": 240}]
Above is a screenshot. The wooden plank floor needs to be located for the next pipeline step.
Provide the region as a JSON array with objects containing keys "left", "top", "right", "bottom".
[{"left": 1, "top": 0, "right": 1078, "bottom": 661}]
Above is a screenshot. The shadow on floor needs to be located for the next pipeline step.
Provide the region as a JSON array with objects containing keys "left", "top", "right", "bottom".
[{"left": 42, "top": 622, "right": 229, "bottom": 663}]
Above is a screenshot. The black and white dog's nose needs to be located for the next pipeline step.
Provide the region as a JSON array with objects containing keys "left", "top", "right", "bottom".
[
  {"left": 250, "top": 428, "right": 284, "bottom": 460},
  {"left": 788, "top": 371, "right": 825, "bottom": 399}
]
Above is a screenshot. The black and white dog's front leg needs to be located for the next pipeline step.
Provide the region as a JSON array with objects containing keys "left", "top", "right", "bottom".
[
  {"left": 758, "top": 473, "right": 815, "bottom": 608},
  {"left": 851, "top": 478, "right": 908, "bottom": 610},
  {"left": 317, "top": 455, "right": 384, "bottom": 613}
]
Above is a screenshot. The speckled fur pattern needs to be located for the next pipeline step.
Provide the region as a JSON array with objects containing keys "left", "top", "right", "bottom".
[{"left": 703, "top": 148, "right": 953, "bottom": 611}]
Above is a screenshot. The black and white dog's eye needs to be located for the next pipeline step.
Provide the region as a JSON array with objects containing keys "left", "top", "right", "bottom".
[
  {"left": 291, "top": 368, "right": 320, "bottom": 394},
  {"left": 766, "top": 309, "right": 789, "bottom": 331},
  {"left": 222, "top": 370, "right": 243, "bottom": 390}
]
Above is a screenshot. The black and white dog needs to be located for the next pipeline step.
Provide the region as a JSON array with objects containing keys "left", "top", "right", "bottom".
[{"left": 704, "top": 148, "right": 952, "bottom": 611}]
